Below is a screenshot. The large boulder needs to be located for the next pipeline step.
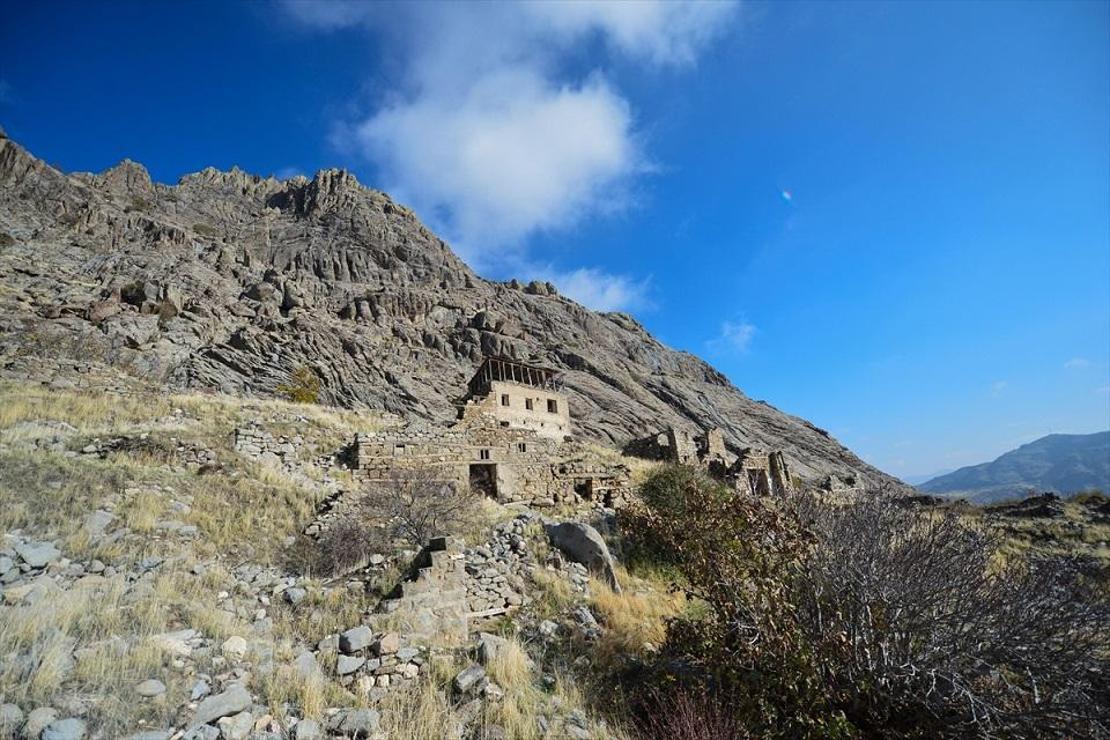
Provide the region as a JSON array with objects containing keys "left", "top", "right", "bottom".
[{"left": 543, "top": 522, "right": 621, "bottom": 593}]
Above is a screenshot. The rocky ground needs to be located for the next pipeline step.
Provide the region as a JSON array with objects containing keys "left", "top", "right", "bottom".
[
  {"left": 0, "top": 130, "right": 899, "bottom": 489},
  {"left": 0, "top": 377, "right": 678, "bottom": 739}
]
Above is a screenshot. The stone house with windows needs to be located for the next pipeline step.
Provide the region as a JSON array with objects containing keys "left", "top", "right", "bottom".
[
  {"left": 351, "top": 357, "right": 630, "bottom": 508},
  {"left": 458, "top": 356, "right": 570, "bottom": 439}
]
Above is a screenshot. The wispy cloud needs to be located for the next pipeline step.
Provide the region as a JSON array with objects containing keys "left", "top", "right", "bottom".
[
  {"left": 990, "top": 380, "right": 1008, "bottom": 397},
  {"left": 709, "top": 320, "right": 758, "bottom": 354},
  {"left": 1064, "top": 357, "right": 1091, "bottom": 369},
  {"left": 274, "top": 166, "right": 304, "bottom": 180},
  {"left": 535, "top": 266, "right": 652, "bottom": 313},
  {"left": 282, "top": 0, "right": 736, "bottom": 267}
]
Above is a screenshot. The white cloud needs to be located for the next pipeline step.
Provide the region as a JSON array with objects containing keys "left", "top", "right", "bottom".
[
  {"left": 990, "top": 380, "right": 1008, "bottom": 397},
  {"left": 536, "top": 266, "right": 651, "bottom": 313},
  {"left": 282, "top": 0, "right": 736, "bottom": 263},
  {"left": 709, "top": 320, "right": 758, "bottom": 353},
  {"left": 353, "top": 69, "right": 637, "bottom": 256},
  {"left": 1065, "top": 357, "right": 1091, "bottom": 369}
]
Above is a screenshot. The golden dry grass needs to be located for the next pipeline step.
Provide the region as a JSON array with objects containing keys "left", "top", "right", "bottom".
[
  {"left": 588, "top": 565, "right": 687, "bottom": 670},
  {"left": 0, "top": 379, "right": 390, "bottom": 730}
]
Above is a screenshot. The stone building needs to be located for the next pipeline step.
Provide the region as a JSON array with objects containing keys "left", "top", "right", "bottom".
[
  {"left": 626, "top": 425, "right": 794, "bottom": 497},
  {"left": 458, "top": 356, "right": 570, "bottom": 439},
  {"left": 349, "top": 358, "right": 630, "bottom": 508}
]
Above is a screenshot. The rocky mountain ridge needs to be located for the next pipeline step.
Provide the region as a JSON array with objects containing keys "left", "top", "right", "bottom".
[
  {"left": 920, "top": 431, "right": 1110, "bottom": 503},
  {"left": 0, "top": 131, "right": 898, "bottom": 487}
]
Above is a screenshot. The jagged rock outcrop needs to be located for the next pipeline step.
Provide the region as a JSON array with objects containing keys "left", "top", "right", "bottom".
[{"left": 0, "top": 132, "right": 899, "bottom": 486}]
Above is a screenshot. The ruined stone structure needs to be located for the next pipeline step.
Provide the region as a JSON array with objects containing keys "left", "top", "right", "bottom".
[
  {"left": 350, "top": 358, "right": 631, "bottom": 508},
  {"left": 459, "top": 356, "right": 570, "bottom": 439},
  {"left": 376, "top": 536, "right": 470, "bottom": 642},
  {"left": 626, "top": 426, "right": 795, "bottom": 497}
]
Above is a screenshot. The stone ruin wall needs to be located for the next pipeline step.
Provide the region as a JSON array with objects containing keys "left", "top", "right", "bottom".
[
  {"left": 348, "top": 416, "right": 631, "bottom": 510},
  {"left": 626, "top": 425, "right": 795, "bottom": 498}
]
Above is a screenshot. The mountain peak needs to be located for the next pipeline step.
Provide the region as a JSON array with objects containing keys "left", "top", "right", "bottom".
[{"left": 0, "top": 132, "right": 900, "bottom": 489}]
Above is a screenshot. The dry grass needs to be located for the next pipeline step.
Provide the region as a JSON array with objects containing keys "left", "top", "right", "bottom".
[
  {"left": 590, "top": 566, "right": 687, "bottom": 664},
  {"left": 0, "top": 379, "right": 390, "bottom": 731},
  {"left": 0, "top": 571, "right": 194, "bottom": 733},
  {"left": 530, "top": 569, "right": 577, "bottom": 619}
]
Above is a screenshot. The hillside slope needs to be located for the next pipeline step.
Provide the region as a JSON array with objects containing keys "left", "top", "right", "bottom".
[
  {"left": 920, "top": 431, "right": 1110, "bottom": 502},
  {"left": 0, "top": 131, "right": 897, "bottom": 486}
]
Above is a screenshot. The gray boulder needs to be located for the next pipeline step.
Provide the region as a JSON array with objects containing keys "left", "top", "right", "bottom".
[
  {"left": 291, "top": 718, "right": 321, "bottom": 739},
  {"left": 191, "top": 684, "right": 251, "bottom": 727},
  {"left": 544, "top": 522, "right": 620, "bottom": 592},
  {"left": 476, "top": 632, "right": 511, "bottom": 665},
  {"left": 336, "top": 655, "right": 365, "bottom": 676},
  {"left": 42, "top": 718, "right": 87, "bottom": 740},
  {"left": 135, "top": 679, "right": 166, "bottom": 698},
  {"left": 15, "top": 541, "right": 61, "bottom": 569},
  {"left": 0, "top": 703, "right": 24, "bottom": 735},
  {"left": 216, "top": 711, "right": 252, "bottom": 740},
  {"left": 328, "top": 709, "right": 380, "bottom": 738},
  {"left": 453, "top": 664, "right": 487, "bottom": 695},
  {"left": 23, "top": 707, "right": 59, "bottom": 738},
  {"left": 339, "top": 625, "right": 373, "bottom": 654}
]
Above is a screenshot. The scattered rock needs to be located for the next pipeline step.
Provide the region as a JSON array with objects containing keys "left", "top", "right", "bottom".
[
  {"left": 135, "top": 679, "right": 166, "bottom": 698},
  {"left": 337, "top": 655, "right": 365, "bottom": 676},
  {"left": 191, "top": 679, "right": 211, "bottom": 700},
  {"left": 329, "top": 708, "right": 380, "bottom": 738},
  {"left": 216, "top": 710, "right": 252, "bottom": 740},
  {"left": 221, "top": 636, "right": 247, "bottom": 660},
  {"left": 192, "top": 684, "right": 251, "bottom": 727},
  {"left": 339, "top": 625, "right": 373, "bottom": 654},
  {"left": 15, "top": 541, "right": 61, "bottom": 569},
  {"left": 283, "top": 586, "right": 307, "bottom": 605},
  {"left": 453, "top": 664, "right": 486, "bottom": 696},
  {"left": 476, "top": 632, "right": 510, "bottom": 665},
  {"left": 291, "top": 718, "right": 322, "bottom": 739},
  {"left": 152, "top": 628, "right": 197, "bottom": 657},
  {"left": 373, "top": 632, "right": 400, "bottom": 656},
  {"left": 42, "top": 717, "right": 87, "bottom": 740}
]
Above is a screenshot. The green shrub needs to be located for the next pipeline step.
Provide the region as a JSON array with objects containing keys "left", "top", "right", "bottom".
[{"left": 276, "top": 366, "right": 321, "bottom": 404}]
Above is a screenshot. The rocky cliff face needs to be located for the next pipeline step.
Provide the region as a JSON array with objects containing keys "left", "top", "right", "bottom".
[{"left": 0, "top": 132, "right": 898, "bottom": 486}]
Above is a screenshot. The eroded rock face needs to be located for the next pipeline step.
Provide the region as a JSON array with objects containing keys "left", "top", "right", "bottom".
[{"left": 0, "top": 132, "right": 900, "bottom": 488}]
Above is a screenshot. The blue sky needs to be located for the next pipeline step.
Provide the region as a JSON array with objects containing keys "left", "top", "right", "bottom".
[{"left": 2, "top": 0, "right": 1107, "bottom": 479}]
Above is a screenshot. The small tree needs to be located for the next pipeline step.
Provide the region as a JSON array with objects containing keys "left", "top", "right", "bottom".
[
  {"left": 276, "top": 365, "right": 321, "bottom": 404},
  {"left": 358, "top": 466, "right": 482, "bottom": 550}
]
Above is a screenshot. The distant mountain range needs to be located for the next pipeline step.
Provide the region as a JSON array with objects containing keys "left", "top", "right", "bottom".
[{"left": 919, "top": 431, "right": 1110, "bottom": 503}]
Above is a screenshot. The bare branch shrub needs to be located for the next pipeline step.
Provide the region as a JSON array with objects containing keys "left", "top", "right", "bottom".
[
  {"left": 621, "top": 466, "right": 1110, "bottom": 738},
  {"left": 788, "top": 490, "right": 1110, "bottom": 738},
  {"left": 358, "top": 466, "right": 482, "bottom": 550},
  {"left": 632, "top": 689, "right": 751, "bottom": 740}
]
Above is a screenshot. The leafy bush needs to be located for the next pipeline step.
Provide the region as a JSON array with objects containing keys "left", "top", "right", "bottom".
[
  {"left": 276, "top": 366, "right": 321, "bottom": 404},
  {"left": 621, "top": 466, "right": 1110, "bottom": 738}
]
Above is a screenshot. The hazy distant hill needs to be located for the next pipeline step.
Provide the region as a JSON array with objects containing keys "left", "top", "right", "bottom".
[{"left": 919, "top": 431, "right": 1110, "bottom": 503}]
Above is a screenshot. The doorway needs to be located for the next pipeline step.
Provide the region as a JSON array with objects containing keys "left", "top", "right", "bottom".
[{"left": 469, "top": 463, "right": 498, "bottom": 499}]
